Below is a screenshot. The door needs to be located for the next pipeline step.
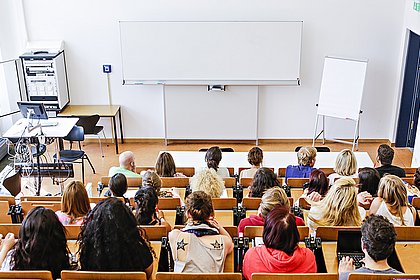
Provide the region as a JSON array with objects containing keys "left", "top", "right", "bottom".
[{"left": 396, "top": 31, "right": 420, "bottom": 147}]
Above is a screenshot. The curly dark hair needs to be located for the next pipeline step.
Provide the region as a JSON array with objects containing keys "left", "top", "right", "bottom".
[
  {"left": 12, "top": 207, "right": 71, "bottom": 279},
  {"left": 135, "top": 187, "right": 159, "bottom": 225},
  {"left": 377, "top": 144, "right": 394, "bottom": 165},
  {"left": 77, "top": 197, "right": 155, "bottom": 271},
  {"left": 248, "top": 147, "right": 263, "bottom": 166},
  {"left": 205, "top": 146, "right": 222, "bottom": 171},
  {"left": 250, "top": 167, "right": 280, "bottom": 197},
  {"left": 361, "top": 215, "right": 396, "bottom": 262}
]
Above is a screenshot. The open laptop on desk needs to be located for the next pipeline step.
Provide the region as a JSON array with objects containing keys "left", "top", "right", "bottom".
[{"left": 337, "top": 230, "right": 365, "bottom": 269}]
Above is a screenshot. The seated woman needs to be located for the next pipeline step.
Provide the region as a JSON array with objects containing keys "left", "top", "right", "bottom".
[
  {"left": 190, "top": 168, "right": 225, "bottom": 198},
  {"left": 134, "top": 187, "right": 172, "bottom": 232},
  {"left": 358, "top": 167, "right": 381, "bottom": 197},
  {"left": 168, "top": 191, "right": 233, "bottom": 273},
  {"left": 242, "top": 206, "right": 316, "bottom": 280},
  {"left": 78, "top": 198, "right": 154, "bottom": 278},
  {"left": 196, "top": 146, "right": 230, "bottom": 178},
  {"left": 299, "top": 169, "right": 329, "bottom": 203},
  {"left": 249, "top": 167, "right": 281, "bottom": 198},
  {"left": 285, "top": 146, "right": 317, "bottom": 182},
  {"left": 0, "top": 207, "right": 72, "bottom": 279},
  {"left": 239, "top": 147, "right": 263, "bottom": 179},
  {"left": 155, "top": 152, "right": 186, "bottom": 177},
  {"left": 328, "top": 149, "right": 358, "bottom": 184},
  {"left": 369, "top": 175, "right": 416, "bottom": 226},
  {"left": 238, "top": 187, "right": 304, "bottom": 234},
  {"left": 55, "top": 180, "right": 91, "bottom": 225},
  {"left": 104, "top": 173, "right": 130, "bottom": 204},
  {"left": 308, "top": 177, "right": 366, "bottom": 229}
]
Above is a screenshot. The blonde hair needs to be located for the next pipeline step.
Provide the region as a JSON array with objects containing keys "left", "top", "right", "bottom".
[
  {"left": 378, "top": 175, "right": 409, "bottom": 225},
  {"left": 142, "top": 171, "right": 162, "bottom": 193},
  {"left": 259, "top": 187, "right": 290, "bottom": 218},
  {"left": 334, "top": 149, "right": 358, "bottom": 176},
  {"left": 190, "top": 168, "right": 224, "bottom": 198},
  {"left": 61, "top": 181, "right": 91, "bottom": 223},
  {"left": 309, "top": 177, "right": 362, "bottom": 226},
  {"left": 297, "top": 146, "right": 317, "bottom": 166}
]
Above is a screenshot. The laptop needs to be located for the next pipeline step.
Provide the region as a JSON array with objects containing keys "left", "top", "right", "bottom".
[{"left": 337, "top": 230, "right": 365, "bottom": 269}]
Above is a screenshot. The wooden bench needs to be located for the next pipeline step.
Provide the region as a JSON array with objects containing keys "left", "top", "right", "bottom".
[
  {"left": 348, "top": 274, "right": 420, "bottom": 280},
  {"left": 156, "top": 272, "right": 242, "bottom": 280},
  {"left": 61, "top": 271, "right": 146, "bottom": 280},
  {"left": 252, "top": 273, "right": 338, "bottom": 280},
  {"left": 0, "top": 271, "right": 52, "bottom": 280}
]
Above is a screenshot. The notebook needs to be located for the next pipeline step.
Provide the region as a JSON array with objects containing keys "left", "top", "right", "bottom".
[{"left": 337, "top": 230, "right": 365, "bottom": 269}]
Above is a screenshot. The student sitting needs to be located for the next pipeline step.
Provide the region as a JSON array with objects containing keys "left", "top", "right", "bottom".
[
  {"left": 285, "top": 146, "right": 316, "bottom": 182},
  {"left": 328, "top": 149, "right": 359, "bottom": 184},
  {"left": 338, "top": 215, "right": 402, "bottom": 280},
  {"left": 104, "top": 173, "right": 130, "bottom": 204},
  {"left": 190, "top": 168, "right": 225, "bottom": 198},
  {"left": 299, "top": 169, "right": 329, "bottom": 203},
  {"left": 55, "top": 180, "right": 91, "bottom": 225},
  {"left": 239, "top": 147, "right": 263, "bottom": 179},
  {"left": 196, "top": 146, "right": 230, "bottom": 178},
  {"left": 109, "top": 151, "right": 141, "bottom": 178},
  {"left": 374, "top": 144, "right": 405, "bottom": 178},
  {"left": 134, "top": 187, "right": 172, "bottom": 232},
  {"left": 78, "top": 198, "right": 154, "bottom": 278},
  {"left": 155, "top": 152, "right": 186, "bottom": 177},
  {"left": 168, "top": 191, "right": 233, "bottom": 273},
  {"left": 238, "top": 187, "right": 304, "bottom": 234},
  {"left": 369, "top": 175, "right": 416, "bottom": 226},
  {"left": 249, "top": 167, "right": 281, "bottom": 197},
  {"left": 242, "top": 206, "right": 316, "bottom": 280},
  {"left": 308, "top": 178, "right": 365, "bottom": 229},
  {"left": 358, "top": 167, "right": 381, "bottom": 197},
  {"left": 0, "top": 207, "right": 73, "bottom": 279}
]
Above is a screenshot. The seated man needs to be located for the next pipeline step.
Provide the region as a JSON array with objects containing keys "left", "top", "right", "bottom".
[
  {"left": 338, "top": 215, "right": 401, "bottom": 280},
  {"left": 285, "top": 146, "right": 316, "bottom": 182},
  {"left": 108, "top": 151, "right": 141, "bottom": 178},
  {"left": 375, "top": 144, "right": 405, "bottom": 177}
]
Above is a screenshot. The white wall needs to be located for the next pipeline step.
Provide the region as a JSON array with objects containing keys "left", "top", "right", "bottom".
[{"left": 20, "top": 0, "right": 405, "bottom": 139}]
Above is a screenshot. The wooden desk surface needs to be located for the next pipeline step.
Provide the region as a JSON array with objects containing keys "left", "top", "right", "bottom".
[
  {"left": 395, "top": 243, "right": 420, "bottom": 273},
  {"left": 322, "top": 242, "right": 338, "bottom": 273},
  {"left": 58, "top": 105, "right": 120, "bottom": 117}
]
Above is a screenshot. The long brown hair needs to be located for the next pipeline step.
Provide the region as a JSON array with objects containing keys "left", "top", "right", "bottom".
[
  {"left": 378, "top": 175, "right": 409, "bottom": 225},
  {"left": 61, "top": 181, "right": 91, "bottom": 223},
  {"left": 155, "top": 152, "right": 176, "bottom": 177}
]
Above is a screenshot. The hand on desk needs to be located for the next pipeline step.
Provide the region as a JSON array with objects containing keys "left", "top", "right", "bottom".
[{"left": 338, "top": 256, "right": 355, "bottom": 273}]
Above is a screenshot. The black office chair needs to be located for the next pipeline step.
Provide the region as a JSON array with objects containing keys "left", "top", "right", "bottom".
[
  {"left": 53, "top": 126, "right": 95, "bottom": 184},
  {"left": 199, "top": 147, "right": 235, "bottom": 152},
  {"left": 74, "top": 115, "right": 105, "bottom": 157},
  {"left": 294, "top": 146, "right": 331, "bottom": 152}
]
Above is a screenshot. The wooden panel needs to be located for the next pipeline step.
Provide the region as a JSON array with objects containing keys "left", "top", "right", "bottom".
[
  {"left": 161, "top": 210, "right": 176, "bottom": 228},
  {"left": 404, "top": 167, "right": 417, "bottom": 177},
  {"left": 100, "top": 176, "right": 142, "bottom": 187},
  {"left": 227, "top": 167, "right": 235, "bottom": 177},
  {"left": 252, "top": 273, "right": 338, "bottom": 280},
  {"left": 214, "top": 210, "right": 233, "bottom": 226},
  {"left": 395, "top": 243, "right": 420, "bottom": 274},
  {"left": 413, "top": 197, "right": 420, "bottom": 209},
  {"left": 156, "top": 273, "right": 242, "bottom": 280},
  {"left": 89, "top": 197, "right": 124, "bottom": 204},
  {"left": 223, "top": 177, "right": 236, "bottom": 188},
  {"left": 333, "top": 177, "right": 359, "bottom": 184},
  {"left": 161, "top": 177, "right": 190, "bottom": 188},
  {"left": 287, "top": 178, "right": 309, "bottom": 188},
  {"left": 20, "top": 201, "right": 62, "bottom": 217},
  {"left": 319, "top": 167, "right": 334, "bottom": 176},
  {"left": 278, "top": 168, "right": 286, "bottom": 177},
  {"left": 135, "top": 166, "right": 154, "bottom": 174},
  {"left": 401, "top": 177, "right": 414, "bottom": 185},
  {"left": 0, "top": 195, "right": 16, "bottom": 206},
  {"left": 0, "top": 270, "right": 53, "bottom": 280},
  {"left": 244, "top": 226, "right": 309, "bottom": 241},
  {"left": 298, "top": 197, "right": 311, "bottom": 210},
  {"left": 61, "top": 270, "right": 146, "bottom": 280},
  {"left": 175, "top": 167, "right": 195, "bottom": 177},
  {"left": 65, "top": 225, "right": 82, "bottom": 240},
  {"left": 239, "top": 177, "right": 253, "bottom": 187},
  {"left": 348, "top": 274, "right": 420, "bottom": 280},
  {"left": 212, "top": 198, "right": 237, "bottom": 210},
  {"left": 394, "top": 226, "right": 420, "bottom": 241},
  {"left": 0, "top": 224, "right": 20, "bottom": 236},
  {"left": 20, "top": 196, "right": 61, "bottom": 202},
  {"left": 158, "top": 198, "right": 181, "bottom": 210},
  {"left": 316, "top": 226, "right": 360, "bottom": 241},
  {"left": 151, "top": 241, "right": 161, "bottom": 280},
  {"left": 0, "top": 201, "right": 11, "bottom": 223},
  {"left": 141, "top": 225, "right": 167, "bottom": 241},
  {"left": 242, "top": 198, "right": 261, "bottom": 210}
]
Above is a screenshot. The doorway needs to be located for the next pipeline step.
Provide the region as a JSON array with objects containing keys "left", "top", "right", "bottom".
[{"left": 396, "top": 31, "right": 420, "bottom": 147}]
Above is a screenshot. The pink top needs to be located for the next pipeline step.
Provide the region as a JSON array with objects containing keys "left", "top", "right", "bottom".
[{"left": 55, "top": 211, "right": 84, "bottom": 225}]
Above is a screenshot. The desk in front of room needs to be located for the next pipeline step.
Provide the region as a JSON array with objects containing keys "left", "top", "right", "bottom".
[{"left": 58, "top": 105, "right": 124, "bottom": 154}]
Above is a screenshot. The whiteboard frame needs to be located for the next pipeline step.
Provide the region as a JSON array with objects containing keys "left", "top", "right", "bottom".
[{"left": 118, "top": 21, "right": 303, "bottom": 86}]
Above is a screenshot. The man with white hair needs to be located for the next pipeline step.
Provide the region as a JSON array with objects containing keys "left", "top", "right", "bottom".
[{"left": 108, "top": 151, "right": 141, "bottom": 178}]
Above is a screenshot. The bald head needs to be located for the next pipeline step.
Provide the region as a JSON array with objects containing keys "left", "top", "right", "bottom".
[{"left": 119, "top": 151, "right": 136, "bottom": 171}]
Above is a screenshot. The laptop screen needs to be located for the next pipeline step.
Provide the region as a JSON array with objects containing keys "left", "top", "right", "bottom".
[{"left": 337, "top": 230, "right": 363, "bottom": 254}]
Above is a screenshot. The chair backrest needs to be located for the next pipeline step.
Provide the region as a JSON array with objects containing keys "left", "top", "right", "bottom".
[
  {"left": 394, "top": 226, "right": 420, "bottom": 241},
  {"left": 278, "top": 167, "right": 286, "bottom": 177},
  {"left": 212, "top": 198, "right": 237, "bottom": 210},
  {"left": 89, "top": 196, "right": 123, "bottom": 204},
  {"left": 242, "top": 197, "right": 261, "bottom": 210},
  {"left": 65, "top": 225, "right": 82, "bottom": 240},
  {"left": 244, "top": 226, "right": 309, "bottom": 241},
  {"left": 100, "top": 176, "right": 142, "bottom": 187},
  {"left": 239, "top": 177, "right": 253, "bottom": 187},
  {"left": 298, "top": 197, "right": 311, "bottom": 210},
  {"left": 0, "top": 271, "right": 53, "bottom": 280},
  {"left": 20, "top": 201, "right": 62, "bottom": 217},
  {"left": 158, "top": 197, "right": 182, "bottom": 210},
  {"left": 404, "top": 167, "right": 417, "bottom": 177},
  {"left": 0, "top": 195, "right": 16, "bottom": 206},
  {"left": 75, "top": 115, "right": 100, "bottom": 135},
  {"left": 413, "top": 197, "right": 420, "bottom": 209},
  {"left": 348, "top": 274, "right": 420, "bottom": 280},
  {"left": 141, "top": 225, "right": 168, "bottom": 241},
  {"left": 156, "top": 272, "right": 242, "bottom": 280},
  {"left": 252, "top": 273, "right": 337, "bottom": 280},
  {"left": 2, "top": 169, "right": 21, "bottom": 197},
  {"left": 316, "top": 226, "right": 361, "bottom": 241},
  {"left": 294, "top": 146, "right": 331, "bottom": 153},
  {"left": 160, "top": 177, "right": 190, "bottom": 188},
  {"left": 333, "top": 177, "right": 360, "bottom": 184},
  {"left": 0, "top": 223, "right": 21, "bottom": 236},
  {"left": 21, "top": 196, "right": 62, "bottom": 202},
  {"left": 401, "top": 177, "right": 414, "bottom": 185},
  {"left": 61, "top": 270, "right": 146, "bottom": 280},
  {"left": 64, "top": 125, "right": 85, "bottom": 142},
  {"left": 223, "top": 177, "right": 236, "bottom": 188},
  {"left": 0, "top": 201, "right": 12, "bottom": 223},
  {"left": 287, "top": 178, "right": 309, "bottom": 188},
  {"left": 319, "top": 167, "right": 335, "bottom": 176}
]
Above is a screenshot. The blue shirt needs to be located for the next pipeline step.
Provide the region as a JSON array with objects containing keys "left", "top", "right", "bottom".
[{"left": 285, "top": 165, "right": 315, "bottom": 182}]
